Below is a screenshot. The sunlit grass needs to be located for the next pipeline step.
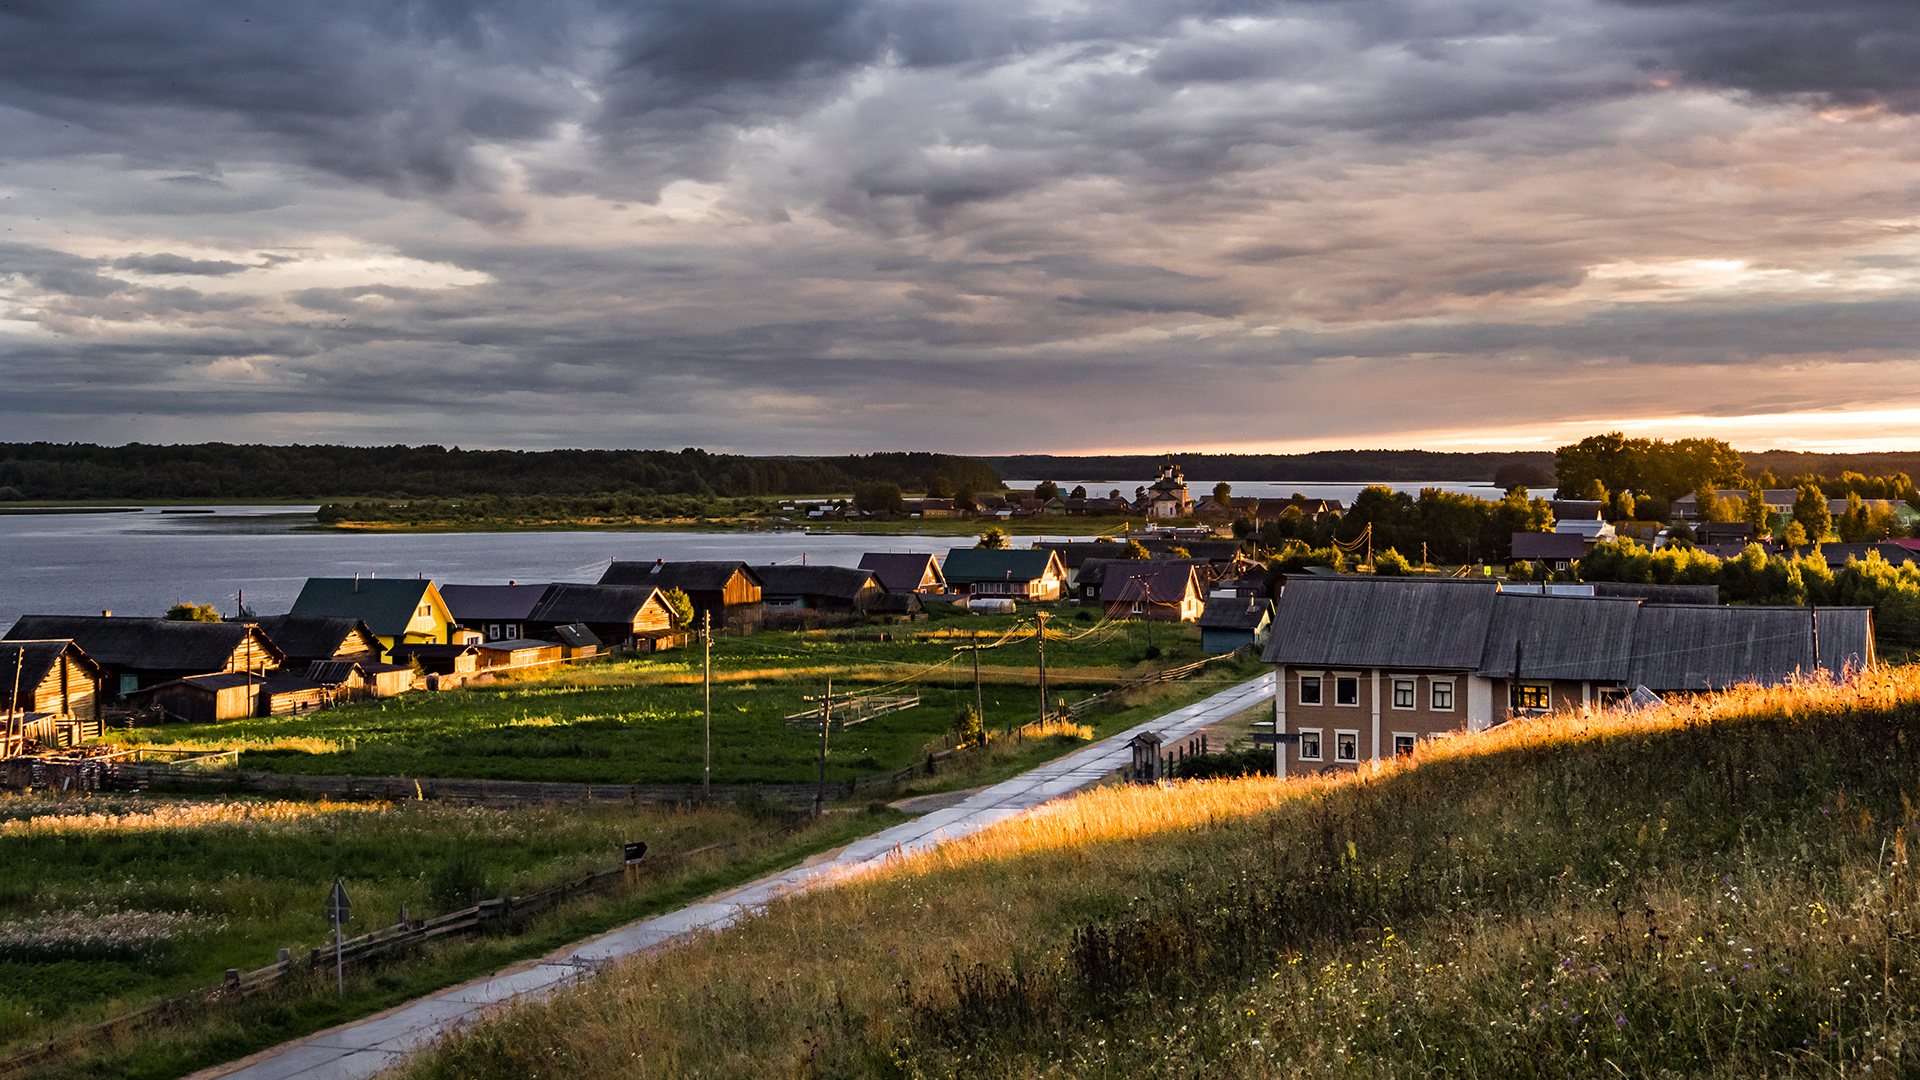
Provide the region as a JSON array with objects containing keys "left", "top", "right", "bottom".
[{"left": 0, "top": 798, "right": 385, "bottom": 836}]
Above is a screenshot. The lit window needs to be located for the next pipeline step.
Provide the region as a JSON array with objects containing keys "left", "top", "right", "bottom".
[
  {"left": 1335, "top": 677, "right": 1359, "bottom": 706},
  {"left": 1299, "top": 730, "right": 1322, "bottom": 760},
  {"left": 1336, "top": 732, "right": 1359, "bottom": 761},
  {"left": 1392, "top": 679, "right": 1415, "bottom": 709},
  {"left": 1512, "top": 682, "right": 1551, "bottom": 710},
  {"left": 417, "top": 604, "right": 431, "bottom": 617},
  {"left": 1299, "top": 676, "right": 1322, "bottom": 705},
  {"left": 1431, "top": 681, "right": 1454, "bottom": 710},
  {"left": 1394, "top": 734, "right": 1416, "bottom": 758}
]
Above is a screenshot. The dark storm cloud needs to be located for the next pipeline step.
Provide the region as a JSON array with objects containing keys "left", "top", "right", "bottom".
[
  {"left": 113, "top": 253, "right": 252, "bottom": 276},
  {"left": 0, "top": 242, "right": 126, "bottom": 298}
]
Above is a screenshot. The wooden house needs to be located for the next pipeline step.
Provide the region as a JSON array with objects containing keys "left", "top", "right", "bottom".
[
  {"left": 359, "top": 662, "right": 416, "bottom": 697},
  {"left": 0, "top": 639, "right": 106, "bottom": 721},
  {"left": 476, "top": 638, "right": 565, "bottom": 670},
  {"left": 599, "top": 560, "right": 764, "bottom": 634},
  {"left": 4, "top": 616, "right": 284, "bottom": 698},
  {"left": 1100, "top": 563, "right": 1205, "bottom": 622},
  {"left": 252, "top": 615, "right": 382, "bottom": 668},
  {"left": 386, "top": 643, "right": 480, "bottom": 678},
  {"left": 439, "top": 583, "right": 553, "bottom": 642},
  {"left": 757, "top": 565, "right": 886, "bottom": 614},
  {"left": 1075, "top": 558, "right": 1210, "bottom": 603},
  {"left": 1262, "top": 576, "right": 1876, "bottom": 776},
  {"left": 259, "top": 675, "right": 329, "bottom": 715},
  {"left": 528, "top": 583, "right": 683, "bottom": 651},
  {"left": 305, "top": 660, "right": 368, "bottom": 701},
  {"left": 288, "top": 577, "right": 455, "bottom": 656},
  {"left": 940, "top": 549, "right": 1066, "bottom": 601},
  {"left": 1198, "top": 597, "right": 1272, "bottom": 653},
  {"left": 546, "top": 623, "right": 603, "bottom": 660},
  {"left": 857, "top": 552, "right": 947, "bottom": 594}
]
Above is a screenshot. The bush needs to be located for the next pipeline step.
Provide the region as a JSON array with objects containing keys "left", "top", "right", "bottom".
[
  {"left": 1372, "top": 548, "right": 1413, "bottom": 575},
  {"left": 952, "top": 707, "right": 984, "bottom": 748}
]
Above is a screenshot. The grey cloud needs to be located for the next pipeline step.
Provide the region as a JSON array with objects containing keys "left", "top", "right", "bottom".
[
  {"left": 113, "top": 253, "right": 251, "bottom": 275},
  {"left": 0, "top": 242, "right": 126, "bottom": 297}
]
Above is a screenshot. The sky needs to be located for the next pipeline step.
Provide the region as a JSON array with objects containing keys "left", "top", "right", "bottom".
[{"left": 2, "top": 0, "right": 1918, "bottom": 457}]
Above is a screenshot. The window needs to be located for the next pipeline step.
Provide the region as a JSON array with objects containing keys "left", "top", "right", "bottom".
[
  {"left": 1392, "top": 678, "right": 1415, "bottom": 709},
  {"left": 417, "top": 604, "right": 432, "bottom": 618},
  {"left": 505, "top": 625, "right": 518, "bottom": 639},
  {"left": 486, "top": 624, "right": 501, "bottom": 640},
  {"left": 1394, "top": 734, "right": 1416, "bottom": 758},
  {"left": 1512, "top": 682, "right": 1552, "bottom": 710},
  {"left": 1299, "top": 675, "right": 1323, "bottom": 705},
  {"left": 1299, "top": 729, "right": 1322, "bottom": 761},
  {"left": 1336, "top": 731, "right": 1359, "bottom": 761},
  {"left": 1335, "top": 676, "right": 1360, "bottom": 706},
  {"left": 1431, "top": 680, "right": 1455, "bottom": 711}
]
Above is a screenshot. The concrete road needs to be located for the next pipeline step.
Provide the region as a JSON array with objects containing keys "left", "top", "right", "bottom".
[{"left": 195, "top": 671, "right": 1275, "bottom": 1080}]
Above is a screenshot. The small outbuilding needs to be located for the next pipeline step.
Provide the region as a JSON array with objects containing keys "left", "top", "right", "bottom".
[{"left": 1198, "top": 596, "right": 1273, "bottom": 653}]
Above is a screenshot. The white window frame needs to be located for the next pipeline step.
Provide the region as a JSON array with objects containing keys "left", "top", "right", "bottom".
[
  {"left": 1298, "top": 728, "right": 1323, "bottom": 761},
  {"left": 1430, "top": 679, "right": 1455, "bottom": 711},
  {"left": 1335, "top": 729, "right": 1360, "bottom": 762},
  {"left": 1390, "top": 677, "right": 1416, "bottom": 710},
  {"left": 486, "top": 623, "right": 501, "bottom": 640},
  {"left": 1298, "top": 672, "right": 1324, "bottom": 706},
  {"left": 1393, "top": 732, "right": 1417, "bottom": 758},
  {"left": 1334, "top": 674, "right": 1361, "bottom": 707}
]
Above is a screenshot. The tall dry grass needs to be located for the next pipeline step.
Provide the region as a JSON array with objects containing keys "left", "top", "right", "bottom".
[{"left": 395, "top": 667, "right": 1920, "bottom": 1079}]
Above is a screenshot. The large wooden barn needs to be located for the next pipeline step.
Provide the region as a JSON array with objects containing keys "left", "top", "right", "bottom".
[
  {"left": 598, "top": 560, "right": 764, "bottom": 634},
  {"left": 3, "top": 616, "right": 283, "bottom": 698},
  {"left": 0, "top": 639, "right": 107, "bottom": 721}
]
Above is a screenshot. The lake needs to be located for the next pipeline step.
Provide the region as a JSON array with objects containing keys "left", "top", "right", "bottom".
[{"left": 0, "top": 479, "right": 1499, "bottom": 627}]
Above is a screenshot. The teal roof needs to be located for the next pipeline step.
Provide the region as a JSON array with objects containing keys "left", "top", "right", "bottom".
[
  {"left": 289, "top": 578, "right": 436, "bottom": 637},
  {"left": 941, "top": 548, "right": 1062, "bottom": 585}
]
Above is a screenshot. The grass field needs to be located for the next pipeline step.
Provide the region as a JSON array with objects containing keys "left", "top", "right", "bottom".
[
  {"left": 122, "top": 611, "right": 1254, "bottom": 787},
  {"left": 0, "top": 794, "right": 906, "bottom": 1080},
  {"left": 394, "top": 668, "right": 1920, "bottom": 1079}
]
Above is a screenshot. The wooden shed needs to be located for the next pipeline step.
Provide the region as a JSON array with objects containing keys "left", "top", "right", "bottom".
[
  {"left": 360, "top": 662, "right": 416, "bottom": 698},
  {"left": 305, "top": 660, "right": 369, "bottom": 701},
  {"left": 476, "top": 639, "right": 564, "bottom": 670},
  {"left": 253, "top": 615, "right": 383, "bottom": 667},
  {"left": 259, "top": 675, "right": 329, "bottom": 716},
  {"left": 129, "top": 672, "right": 264, "bottom": 723},
  {"left": 757, "top": 565, "right": 886, "bottom": 614},
  {"left": 386, "top": 644, "right": 479, "bottom": 677},
  {"left": 526, "top": 583, "right": 683, "bottom": 650},
  {"left": 0, "top": 639, "right": 107, "bottom": 721},
  {"left": 599, "top": 560, "right": 764, "bottom": 634}
]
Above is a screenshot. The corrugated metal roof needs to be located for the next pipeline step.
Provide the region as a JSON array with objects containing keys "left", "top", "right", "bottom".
[
  {"left": 1478, "top": 594, "right": 1641, "bottom": 681},
  {"left": 1100, "top": 563, "right": 1200, "bottom": 604},
  {"left": 857, "top": 553, "right": 944, "bottom": 592},
  {"left": 1261, "top": 577, "right": 1502, "bottom": 669},
  {"left": 1627, "top": 605, "right": 1875, "bottom": 690},
  {"left": 940, "top": 548, "right": 1063, "bottom": 585}
]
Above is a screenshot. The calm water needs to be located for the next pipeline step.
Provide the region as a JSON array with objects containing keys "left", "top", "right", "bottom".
[
  {"left": 0, "top": 479, "right": 1497, "bottom": 628},
  {"left": 0, "top": 506, "right": 1091, "bottom": 627}
]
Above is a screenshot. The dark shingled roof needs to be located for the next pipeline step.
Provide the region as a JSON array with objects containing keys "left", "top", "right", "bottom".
[
  {"left": 440, "top": 584, "right": 555, "bottom": 622},
  {"left": 4, "top": 616, "right": 283, "bottom": 673},
  {"left": 1477, "top": 594, "right": 1642, "bottom": 681},
  {"left": 857, "top": 552, "right": 945, "bottom": 592},
  {"left": 253, "top": 615, "right": 379, "bottom": 661},
  {"left": 528, "top": 584, "right": 670, "bottom": 626},
  {"left": 289, "top": 578, "right": 439, "bottom": 637},
  {"left": 1100, "top": 563, "right": 1200, "bottom": 604},
  {"left": 1626, "top": 605, "right": 1875, "bottom": 690},
  {"left": 757, "top": 565, "right": 880, "bottom": 601},
  {"left": 1261, "top": 577, "right": 1503, "bottom": 669},
  {"left": 546, "top": 624, "right": 602, "bottom": 648},
  {"left": 0, "top": 640, "right": 103, "bottom": 699},
  {"left": 1510, "top": 532, "right": 1586, "bottom": 560},
  {"left": 1077, "top": 557, "right": 1209, "bottom": 589},
  {"left": 1198, "top": 597, "right": 1271, "bottom": 630},
  {"left": 940, "top": 548, "right": 1064, "bottom": 585},
  {"left": 598, "top": 560, "right": 764, "bottom": 592},
  {"left": 305, "top": 660, "right": 366, "bottom": 685}
]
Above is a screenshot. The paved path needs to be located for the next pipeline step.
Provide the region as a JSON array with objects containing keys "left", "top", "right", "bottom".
[{"left": 197, "top": 672, "right": 1275, "bottom": 1080}]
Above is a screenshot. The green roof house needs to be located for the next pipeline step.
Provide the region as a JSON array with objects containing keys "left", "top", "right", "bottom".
[
  {"left": 940, "top": 549, "right": 1067, "bottom": 601},
  {"left": 288, "top": 577, "right": 454, "bottom": 657}
]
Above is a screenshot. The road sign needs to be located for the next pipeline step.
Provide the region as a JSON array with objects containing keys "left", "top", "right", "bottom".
[
  {"left": 624, "top": 841, "right": 648, "bottom": 865},
  {"left": 327, "top": 879, "right": 351, "bottom": 924},
  {"left": 1253, "top": 733, "right": 1301, "bottom": 746}
]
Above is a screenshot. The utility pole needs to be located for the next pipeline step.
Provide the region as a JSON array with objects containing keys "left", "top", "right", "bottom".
[
  {"left": 8, "top": 647, "right": 22, "bottom": 758},
  {"left": 702, "top": 610, "right": 712, "bottom": 799},
  {"left": 971, "top": 631, "right": 983, "bottom": 728},
  {"left": 1036, "top": 612, "right": 1049, "bottom": 725},
  {"left": 814, "top": 677, "right": 832, "bottom": 816}
]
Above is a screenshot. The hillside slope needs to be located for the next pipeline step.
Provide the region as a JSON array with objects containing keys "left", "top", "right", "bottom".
[{"left": 399, "top": 672, "right": 1920, "bottom": 1078}]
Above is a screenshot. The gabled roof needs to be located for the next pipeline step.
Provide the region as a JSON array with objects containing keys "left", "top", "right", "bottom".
[
  {"left": 598, "top": 560, "right": 764, "bottom": 592},
  {"left": 4, "top": 616, "right": 283, "bottom": 672},
  {"left": 252, "top": 615, "right": 381, "bottom": 660},
  {"left": 1511, "top": 532, "right": 1587, "bottom": 560},
  {"left": 1198, "top": 597, "right": 1271, "bottom": 630},
  {"left": 440, "top": 584, "right": 554, "bottom": 622},
  {"left": 757, "top": 565, "right": 880, "bottom": 600},
  {"left": 940, "top": 548, "right": 1065, "bottom": 585},
  {"left": 1627, "top": 604, "right": 1874, "bottom": 690},
  {"left": 1078, "top": 557, "right": 1210, "bottom": 589},
  {"left": 528, "top": 583, "right": 672, "bottom": 626},
  {"left": 1261, "top": 577, "right": 1502, "bottom": 669},
  {"left": 289, "top": 578, "right": 440, "bottom": 637},
  {"left": 1101, "top": 563, "right": 1201, "bottom": 604},
  {"left": 306, "top": 660, "right": 366, "bottom": 685},
  {"left": 0, "top": 639, "right": 103, "bottom": 693},
  {"left": 1477, "top": 594, "right": 1642, "bottom": 681},
  {"left": 858, "top": 552, "right": 946, "bottom": 592}
]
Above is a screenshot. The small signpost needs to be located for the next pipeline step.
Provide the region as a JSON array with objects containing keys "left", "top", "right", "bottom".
[{"left": 326, "top": 878, "right": 351, "bottom": 998}]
